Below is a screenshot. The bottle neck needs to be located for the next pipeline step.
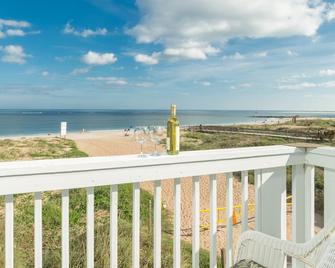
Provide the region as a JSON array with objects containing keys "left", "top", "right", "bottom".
[{"left": 170, "top": 105, "right": 176, "bottom": 118}]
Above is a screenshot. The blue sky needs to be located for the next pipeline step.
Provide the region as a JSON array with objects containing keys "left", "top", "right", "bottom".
[{"left": 1, "top": 0, "right": 335, "bottom": 110}]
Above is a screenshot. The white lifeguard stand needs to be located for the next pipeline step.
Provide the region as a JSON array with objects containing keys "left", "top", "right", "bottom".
[{"left": 60, "top": 122, "right": 67, "bottom": 138}]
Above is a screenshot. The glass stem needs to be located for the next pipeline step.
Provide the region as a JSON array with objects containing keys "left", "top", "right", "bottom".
[{"left": 141, "top": 143, "right": 143, "bottom": 155}]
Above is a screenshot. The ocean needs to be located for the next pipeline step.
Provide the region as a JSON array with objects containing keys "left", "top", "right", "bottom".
[{"left": 0, "top": 109, "right": 335, "bottom": 137}]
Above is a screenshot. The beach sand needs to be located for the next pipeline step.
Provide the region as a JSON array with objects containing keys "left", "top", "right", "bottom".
[{"left": 69, "top": 130, "right": 258, "bottom": 254}]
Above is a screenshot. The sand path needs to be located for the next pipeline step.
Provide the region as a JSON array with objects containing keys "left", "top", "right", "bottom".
[{"left": 70, "top": 131, "right": 259, "bottom": 255}]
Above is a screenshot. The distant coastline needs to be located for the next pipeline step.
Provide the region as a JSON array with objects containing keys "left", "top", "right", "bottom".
[{"left": 0, "top": 109, "right": 335, "bottom": 137}]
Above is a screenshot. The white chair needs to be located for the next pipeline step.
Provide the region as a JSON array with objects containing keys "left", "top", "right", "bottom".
[{"left": 234, "top": 217, "right": 335, "bottom": 267}]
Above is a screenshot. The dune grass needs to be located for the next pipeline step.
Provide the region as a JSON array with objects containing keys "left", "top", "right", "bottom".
[{"left": 0, "top": 137, "right": 214, "bottom": 267}]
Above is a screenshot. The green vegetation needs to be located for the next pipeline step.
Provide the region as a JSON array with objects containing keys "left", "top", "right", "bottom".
[
  {"left": 0, "top": 137, "right": 215, "bottom": 267},
  {"left": 181, "top": 126, "right": 328, "bottom": 214}
]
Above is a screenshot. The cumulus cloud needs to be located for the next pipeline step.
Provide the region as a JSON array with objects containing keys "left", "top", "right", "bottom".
[
  {"left": 0, "top": 18, "right": 30, "bottom": 28},
  {"left": 6, "top": 29, "right": 26, "bottom": 36},
  {"left": 128, "top": 0, "right": 335, "bottom": 60},
  {"left": 1, "top": 45, "right": 27, "bottom": 64},
  {"left": 71, "top": 67, "right": 91, "bottom": 75},
  {"left": 0, "top": 18, "right": 35, "bottom": 38},
  {"left": 223, "top": 52, "right": 245, "bottom": 60},
  {"left": 134, "top": 52, "right": 159, "bottom": 64},
  {"left": 87, "top": 76, "right": 127, "bottom": 85},
  {"left": 320, "top": 69, "right": 335, "bottom": 76},
  {"left": 63, "top": 22, "right": 108, "bottom": 38},
  {"left": 82, "top": 51, "right": 117, "bottom": 65}
]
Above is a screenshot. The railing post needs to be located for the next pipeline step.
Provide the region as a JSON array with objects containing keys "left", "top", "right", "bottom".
[
  {"left": 254, "top": 168, "right": 286, "bottom": 239},
  {"left": 87, "top": 187, "right": 95, "bottom": 268}
]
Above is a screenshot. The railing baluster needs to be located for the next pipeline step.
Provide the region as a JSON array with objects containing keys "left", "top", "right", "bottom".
[
  {"left": 254, "top": 170, "right": 262, "bottom": 231},
  {"left": 192, "top": 176, "right": 200, "bottom": 268},
  {"left": 87, "top": 187, "right": 94, "bottom": 268},
  {"left": 5, "top": 194, "right": 14, "bottom": 268},
  {"left": 209, "top": 174, "right": 217, "bottom": 268},
  {"left": 241, "top": 171, "right": 248, "bottom": 232},
  {"left": 110, "top": 185, "right": 118, "bottom": 268},
  {"left": 132, "top": 182, "right": 140, "bottom": 268},
  {"left": 34, "top": 192, "right": 42, "bottom": 268},
  {"left": 292, "top": 164, "right": 305, "bottom": 268},
  {"left": 62, "top": 189, "right": 69, "bottom": 268},
  {"left": 324, "top": 168, "right": 335, "bottom": 225},
  {"left": 226, "top": 173, "right": 233, "bottom": 268},
  {"left": 305, "top": 165, "right": 315, "bottom": 241},
  {"left": 154, "top": 180, "right": 161, "bottom": 268},
  {"left": 173, "top": 178, "right": 181, "bottom": 268}
]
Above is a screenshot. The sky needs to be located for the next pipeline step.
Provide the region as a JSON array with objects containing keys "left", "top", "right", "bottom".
[{"left": 1, "top": 0, "right": 335, "bottom": 110}]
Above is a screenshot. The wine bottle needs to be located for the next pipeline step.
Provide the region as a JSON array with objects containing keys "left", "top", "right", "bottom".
[{"left": 167, "top": 104, "right": 180, "bottom": 155}]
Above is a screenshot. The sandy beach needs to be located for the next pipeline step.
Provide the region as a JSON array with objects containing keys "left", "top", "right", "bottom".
[{"left": 67, "top": 130, "right": 256, "bottom": 254}]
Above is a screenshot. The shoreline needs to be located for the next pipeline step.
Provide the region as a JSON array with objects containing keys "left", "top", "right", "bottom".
[{"left": 0, "top": 116, "right": 333, "bottom": 140}]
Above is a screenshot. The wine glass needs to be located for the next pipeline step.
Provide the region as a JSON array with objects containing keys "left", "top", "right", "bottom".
[
  {"left": 135, "top": 128, "right": 147, "bottom": 157},
  {"left": 150, "top": 126, "right": 163, "bottom": 156}
]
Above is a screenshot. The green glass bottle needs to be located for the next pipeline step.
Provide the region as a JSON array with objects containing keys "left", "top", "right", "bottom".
[{"left": 167, "top": 104, "right": 180, "bottom": 155}]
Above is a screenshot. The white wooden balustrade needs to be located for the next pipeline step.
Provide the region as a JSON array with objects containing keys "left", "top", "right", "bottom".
[{"left": 1, "top": 145, "right": 335, "bottom": 268}]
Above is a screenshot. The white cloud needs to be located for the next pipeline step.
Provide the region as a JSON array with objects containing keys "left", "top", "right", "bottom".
[
  {"left": 287, "top": 50, "right": 298, "bottom": 56},
  {"left": 71, "top": 67, "right": 91, "bottom": 75},
  {"left": 195, "top": 80, "right": 211, "bottom": 86},
  {"left": 231, "top": 83, "right": 252, "bottom": 89},
  {"left": 0, "top": 18, "right": 31, "bottom": 28},
  {"left": 128, "top": 0, "right": 335, "bottom": 60},
  {"left": 254, "top": 51, "right": 268, "bottom": 57},
  {"left": 63, "top": 22, "right": 107, "bottom": 38},
  {"left": 41, "top": 71, "right": 49, "bottom": 77},
  {"left": 135, "top": 82, "right": 155, "bottom": 88},
  {"left": 87, "top": 76, "right": 127, "bottom": 85},
  {"left": 134, "top": 52, "right": 159, "bottom": 65},
  {"left": 0, "top": 31, "right": 5, "bottom": 39},
  {"left": 320, "top": 69, "right": 335, "bottom": 76},
  {"left": 1, "top": 45, "right": 27, "bottom": 64},
  {"left": 6, "top": 29, "right": 25, "bottom": 36},
  {"left": 279, "top": 80, "right": 335, "bottom": 90},
  {"left": 223, "top": 52, "right": 245, "bottom": 60},
  {"left": 164, "top": 45, "right": 219, "bottom": 60},
  {"left": 82, "top": 51, "right": 117, "bottom": 65}
]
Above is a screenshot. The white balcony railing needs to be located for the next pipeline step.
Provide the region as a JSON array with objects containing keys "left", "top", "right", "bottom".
[{"left": 1, "top": 144, "right": 335, "bottom": 268}]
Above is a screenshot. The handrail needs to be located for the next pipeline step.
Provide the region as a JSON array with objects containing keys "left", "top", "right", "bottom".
[{"left": 0, "top": 145, "right": 305, "bottom": 195}]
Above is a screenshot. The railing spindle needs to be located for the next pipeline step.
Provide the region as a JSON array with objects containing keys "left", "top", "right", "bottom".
[
  {"left": 173, "top": 178, "right": 181, "bottom": 268},
  {"left": 62, "top": 189, "right": 69, "bottom": 268},
  {"left": 254, "top": 170, "right": 262, "bottom": 231},
  {"left": 154, "top": 180, "right": 161, "bottom": 268},
  {"left": 241, "top": 171, "right": 248, "bottom": 232},
  {"left": 192, "top": 176, "right": 200, "bottom": 268},
  {"left": 132, "top": 182, "right": 140, "bottom": 268},
  {"left": 209, "top": 174, "right": 217, "bottom": 268},
  {"left": 226, "top": 173, "right": 233, "bottom": 268},
  {"left": 324, "top": 168, "right": 335, "bottom": 225},
  {"left": 305, "top": 165, "right": 315, "bottom": 241},
  {"left": 110, "top": 185, "right": 118, "bottom": 268},
  {"left": 5, "top": 194, "right": 14, "bottom": 268},
  {"left": 87, "top": 187, "right": 94, "bottom": 268},
  {"left": 34, "top": 192, "right": 42, "bottom": 268}
]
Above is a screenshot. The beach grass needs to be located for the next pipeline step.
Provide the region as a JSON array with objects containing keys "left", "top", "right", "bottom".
[{"left": 0, "top": 137, "right": 215, "bottom": 267}]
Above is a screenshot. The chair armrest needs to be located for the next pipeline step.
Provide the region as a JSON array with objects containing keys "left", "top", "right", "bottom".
[{"left": 235, "top": 231, "right": 314, "bottom": 267}]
